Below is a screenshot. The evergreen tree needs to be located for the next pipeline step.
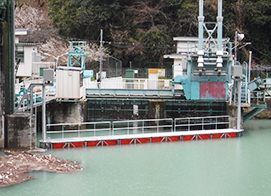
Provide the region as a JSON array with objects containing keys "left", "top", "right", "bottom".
[{"left": 47, "top": 0, "right": 271, "bottom": 66}]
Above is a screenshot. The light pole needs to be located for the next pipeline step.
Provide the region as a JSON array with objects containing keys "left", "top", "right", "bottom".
[
  {"left": 99, "top": 29, "right": 103, "bottom": 84},
  {"left": 248, "top": 51, "right": 252, "bottom": 82},
  {"left": 234, "top": 31, "right": 245, "bottom": 62}
]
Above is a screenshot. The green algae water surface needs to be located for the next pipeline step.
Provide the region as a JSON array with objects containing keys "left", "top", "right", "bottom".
[{"left": 2, "top": 120, "right": 271, "bottom": 196}]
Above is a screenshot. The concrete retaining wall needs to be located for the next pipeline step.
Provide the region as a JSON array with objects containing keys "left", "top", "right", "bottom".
[
  {"left": 47, "top": 101, "right": 87, "bottom": 124},
  {"left": 6, "top": 114, "right": 36, "bottom": 149}
]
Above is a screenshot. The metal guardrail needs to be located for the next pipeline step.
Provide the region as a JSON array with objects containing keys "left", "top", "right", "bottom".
[
  {"left": 15, "top": 91, "right": 42, "bottom": 112},
  {"left": 45, "top": 116, "right": 230, "bottom": 140},
  {"left": 112, "top": 118, "right": 173, "bottom": 135},
  {"left": 47, "top": 121, "right": 111, "bottom": 138},
  {"left": 174, "top": 115, "right": 230, "bottom": 132},
  {"left": 84, "top": 78, "right": 172, "bottom": 90},
  {"left": 121, "top": 78, "right": 172, "bottom": 90},
  {"left": 15, "top": 85, "right": 54, "bottom": 113}
]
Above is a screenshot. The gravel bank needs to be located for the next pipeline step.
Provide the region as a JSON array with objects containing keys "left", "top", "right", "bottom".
[{"left": 0, "top": 149, "right": 83, "bottom": 188}]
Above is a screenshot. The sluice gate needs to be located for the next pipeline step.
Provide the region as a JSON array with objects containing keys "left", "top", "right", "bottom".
[{"left": 86, "top": 98, "right": 227, "bottom": 121}]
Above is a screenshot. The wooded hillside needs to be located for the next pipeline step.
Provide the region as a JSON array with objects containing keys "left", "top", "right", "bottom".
[{"left": 16, "top": 0, "right": 271, "bottom": 68}]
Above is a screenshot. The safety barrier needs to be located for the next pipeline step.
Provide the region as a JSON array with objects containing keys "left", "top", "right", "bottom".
[
  {"left": 83, "top": 78, "right": 172, "bottom": 90},
  {"left": 174, "top": 115, "right": 230, "bottom": 131},
  {"left": 112, "top": 118, "right": 173, "bottom": 135},
  {"left": 45, "top": 115, "right": 230, "bottom": 140},
  {"left": 46, "top": 121, "right": 111, "bottom": 139}
]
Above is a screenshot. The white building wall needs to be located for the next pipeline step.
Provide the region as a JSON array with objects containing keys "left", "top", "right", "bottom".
[
  {"left": 17, "top": 46, "right": 37, "bottom": 77},
  {"left": 15, "top": 37, "right": 19, "bottom": 43},
  {"left": 174, "top": 59, "right": 182, "bottom": 66},
  {"left": 176, "top": 41, "right": 198, "bottom": 54}
]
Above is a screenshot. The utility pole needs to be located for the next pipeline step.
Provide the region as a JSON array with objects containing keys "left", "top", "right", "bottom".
[
  {"left": 235, "top": 31, "right": 237, "bottom": 62},
  {"left": 99, "top": 29, "right": 103, "bottom": 86}
]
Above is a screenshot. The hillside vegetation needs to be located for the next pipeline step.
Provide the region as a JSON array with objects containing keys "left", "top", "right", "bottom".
[{"left": 16, "top": 0, "right": 271, "bottom": 69}]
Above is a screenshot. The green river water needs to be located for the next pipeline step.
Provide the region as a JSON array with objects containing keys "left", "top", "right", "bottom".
[{"left": 1, "top": 120, "right": 271, "bottom": 196}]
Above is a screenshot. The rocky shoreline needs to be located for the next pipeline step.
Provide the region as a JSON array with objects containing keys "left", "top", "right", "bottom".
[{"left": 0, "top": 149, "right": 83, "bottom": 188}]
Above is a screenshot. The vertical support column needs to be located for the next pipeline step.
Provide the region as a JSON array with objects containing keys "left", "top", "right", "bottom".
[
  {"left": 30, "top": 85, "right": 33, "bottom": 115},
  {"left": 7, "top": 0, "right": 14, "bottom": 114},
  {"left": 2, "top": 1, "right": 15, "bottom": 148},
  {"left": 99, "top": 29, "right": 103, "bottom": 84},
  {"left": 216, "top": 0, "right": 223, "bottom": 68},
  {"left": 197, "top": 0, "right": 204, "bottom": 68},
  {"left": 235, "top": 31, "right": 238, "bottom": 62},
  {"left": 42, "top": 84, "right": 46, "bottom": 141},
  {"left": 248, "top": 51, "right": 252, "bottom": 82},
  {"left": 82, "top": 54, "right": 86, "bottom": 70},
  {"left": 67, "top": 42, "right": 72, "bottom": 67},
  {"left": 237, "top": 79, "right": 241, "bottom": 130},
  {"left": 198, "top": 0, "right": 204, "bottom": 52},
  {"left": 0, "top": 20, "right": 4, "bottom": 148},
  {"left": 217, "top": 0, "right": 223, "bottom": 52}
]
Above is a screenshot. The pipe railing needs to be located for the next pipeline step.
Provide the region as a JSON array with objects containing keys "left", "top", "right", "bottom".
[
  {"left": 174, "top": 115, "right": 230, "bottom": 132},
  {"left": 46, "top": 121, "right": 111, "bottom": 139},
  {"left": 45, "top": 115, "right": 231, "bottom": 140},
  {"left": 91, "top": 78, "right": 173, "bottom": 90},
  {"left": 112, "top": 118, "right": 173, "bottom": 135}
]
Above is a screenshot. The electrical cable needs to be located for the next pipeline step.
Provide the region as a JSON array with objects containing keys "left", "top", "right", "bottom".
[{"left": 251, "top": 44, "right": 269, "bottom": 56}]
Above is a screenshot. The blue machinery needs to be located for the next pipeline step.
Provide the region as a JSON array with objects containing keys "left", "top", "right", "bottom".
[
  {"left": 169, "top": 0, "right": 266, "bottom": 121},
  {"left": 172, "top": 0, "right": 232, "bottom": 100},
  {"left": 67, "top": 41, "right": 93, "bottom": 78},
  {"left": 16, "top": 41, "right": 91, "bottom": 107},
  {"left": 67, "top": 41, "right": 89, "bottom": 69}
]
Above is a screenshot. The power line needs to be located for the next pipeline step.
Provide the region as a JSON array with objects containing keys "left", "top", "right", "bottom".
[
  {"left": 87, "top": 39, "right": 176, "bottom": 49},
  {"left": 251, "top": 44, "right": 269, "bottom": 56}
]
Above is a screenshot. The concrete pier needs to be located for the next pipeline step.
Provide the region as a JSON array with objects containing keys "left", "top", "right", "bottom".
[
  {"left": 6, "top": 114, "right": 36, "bottom": 149},
  {"left": 46, "top": 100, "right": 87, "bottom": 124},
  {"left": 0, "top": 18, "right": 15, "bottom": 148},
  {"left": 149, "top": 100, "right": 165, "bottom": 119},
  {"left": 227, "top": 103, "right": 243, "bottom": 129}
]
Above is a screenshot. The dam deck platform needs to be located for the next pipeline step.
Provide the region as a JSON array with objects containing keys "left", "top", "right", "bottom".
[
  {"left": 40, "top": 116, "right": 243, "bottom": 149},
  {"left": 40, "top": 128, "right": 243, "bottom": 149}
]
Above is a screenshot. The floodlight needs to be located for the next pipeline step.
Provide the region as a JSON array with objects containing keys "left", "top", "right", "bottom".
[{"left": 237, "top": 34, "right": 245, "bottom": 41}]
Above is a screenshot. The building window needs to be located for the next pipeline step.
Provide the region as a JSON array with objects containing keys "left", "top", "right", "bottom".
[{"left": 15, "top": 45, "right": 24, "bottom": 64}]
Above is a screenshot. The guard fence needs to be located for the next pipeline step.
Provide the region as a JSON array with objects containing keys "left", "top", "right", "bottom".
[{"left": 45, "top": 115, "right": 230, "bottom": 140}]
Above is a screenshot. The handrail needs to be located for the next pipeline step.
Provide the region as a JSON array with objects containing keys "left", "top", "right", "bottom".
[
  {"left": 14, "top": 84, "right": 52, "bottom": 113},
  {"left": 14, "top": 83, "right": 45, "bottom": 113},
  {"left": 174, "top": 115, "right": 230, "bottom": 132},
  {"left": 85, "top": 78, "right": 173, "bottom": 90},
  {"left": 47, "top": 121, "right": 111, "bottom": 138},
  {"left": 45, "top": 116, "right": 230, "bottom": 140},
  {"left": 112, "top": 118, "right": 173, "bottom": 135}
]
